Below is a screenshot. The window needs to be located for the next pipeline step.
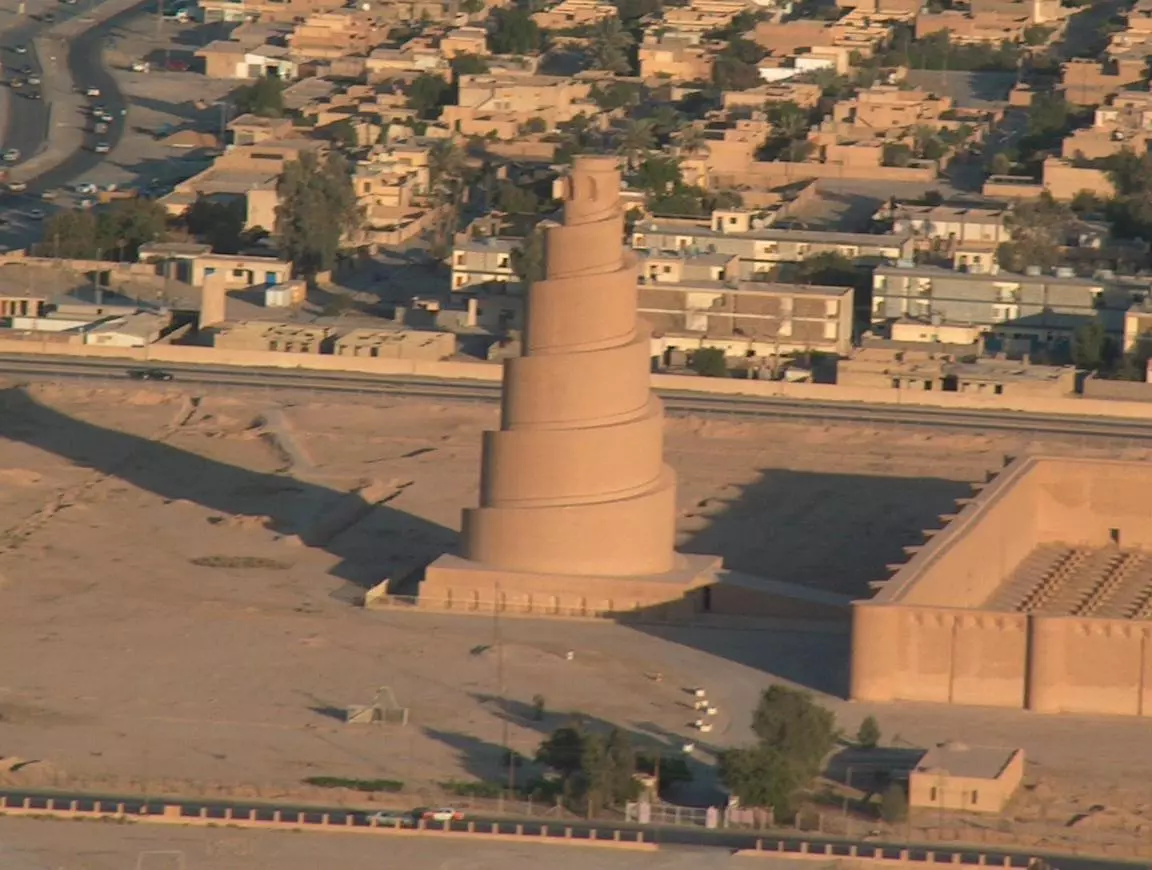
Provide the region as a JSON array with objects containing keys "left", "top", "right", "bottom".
[
  {"left": 930, "top": 787, "right": 938, "bottom": 801},
  {"left": 970, "top": 790, "right": 978, "bottom": 806},
  {"left": 994, "top": 384, "right": 1003, "bottom": 395},
  {"left": 232, "top": 269, "right": 246, "bottom": 278},
  {"left": 497, "top": 255, "right": 509, "bottom": 268}
]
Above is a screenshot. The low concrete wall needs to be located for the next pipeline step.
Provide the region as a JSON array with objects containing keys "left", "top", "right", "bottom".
[
  {"left": 10, "top": 337, "right": 1152, "bottom": 423},
  {"left": 0, "top": 796, "right": 656, "bottom": 850}
]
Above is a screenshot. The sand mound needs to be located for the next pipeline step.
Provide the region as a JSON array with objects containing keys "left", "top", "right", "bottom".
[{"left": 0, "top": 469, "right": 42, "bottom": 486}]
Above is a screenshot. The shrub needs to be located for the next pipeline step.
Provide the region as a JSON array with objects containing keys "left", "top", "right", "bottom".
[
  {"left": 856, "top": 715, "right": 881, "bottom": 749},
  {"left": 303, "top": 776, "right": 404, "bottom": 792}
]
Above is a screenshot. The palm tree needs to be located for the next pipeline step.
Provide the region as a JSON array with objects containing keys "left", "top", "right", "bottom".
[
  {"left": 676, "top": 126, "right": 708, "bottom": 158},
  {"left": 617, "top": 118, "right": 655, "bottom": 171},
  {"left": 768, "top": 101, "right": 809, "bottom": 141},
  {"left": 428, "top": 140, "right": 466, "bottom": 198},
  {"left": 590, "top": 17, "right": 635, "bottom": 74}
]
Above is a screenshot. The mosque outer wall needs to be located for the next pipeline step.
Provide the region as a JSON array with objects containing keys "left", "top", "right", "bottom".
[{"left": 851, "top": 457, "right": 1152, "bottom": 717}]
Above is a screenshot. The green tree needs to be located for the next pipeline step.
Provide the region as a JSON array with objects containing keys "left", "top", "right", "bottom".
[
  {"left": 768, "top": 101, "right": 809, "bottom": 140},
  {"left": 406, "top": 73, "right": 450, "bottom": 119},
  {"left": 590, "top": 81, "right": 640, "bottom": 111},
  {"left": 489, "top": 7, "right": 541, "bottom": 54},
  {"left": 96, "top": 198, "right": 170, "bottom": 260},
  {"left": 1022, "top": 24, "right": 1054, "bottom": 46},
  {"left": 276, "top": 151, "right": 359, "bottom": 273},
  {"left": 989, "top": 151, "right": 1012, "bottom": 176},
  {"left": 617, "top": 118, "right": 655, "bottom": 170},
  {"left": 589, "top": 16, "right": 634, "bottom": 73},
  {"left": 40, "top": 209, "right": 100, "bottom": 259},
  {"left": 719, "top": 745, "right": 805, "bottom": 814},
  {"left": 325, "top": 118, "right": 359, "bottom": 149},
  {"left": 511, "top": 225, "right": 546, "bottom": 287},
  {"left": 450, "top": 53, "right": 490, "bottom": 77},
  {"left": 234, "top": 74, "right": 284, "bottom": 118},
  {"left": 750, "top": 685, "right": 838, "bottom": 783},
  {"left": 784, "top": 139, "right": 815, "bottom": 162},
  {"left": 461, "top": 0, "right": 484, "bottom": 12},
  {"left": 883, "top": 142, "right": 913, "bottom": 167},
  {"left": 184, "top": 196, "right": 247, "bottom": 254},
  {"left": 690, "top": 347, "right": 728, "bottom": 377},
  {"left": 532, "top": 694, "right": 546, "bottom": 721},
  {"left": 635, "top": 155, "right": 681, "bottom": 194},
  {"left": 496, "top": 181, "right": 538, "bottom": 214},
  {"left": 1071, "top": 320, "right": 1108, "bottom": 370},
  {"left": 856, "top": 715, "right": 881, "bottom": 749},
  {"left": 880, "top": 783, "right": 908, "bottom": 824},
  {"left": 536, "top": 723, "right": 640, "bottom": 811},
  {"left": 520, "top": 116, "right": 548, "bottom": 134}
]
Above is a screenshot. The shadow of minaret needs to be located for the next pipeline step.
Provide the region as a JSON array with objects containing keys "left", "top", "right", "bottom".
[{"left": 0, "top": 386, "right": 453, "bottom": 597}]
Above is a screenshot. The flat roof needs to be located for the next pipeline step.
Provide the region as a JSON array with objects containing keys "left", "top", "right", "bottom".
[
  {"left": 915, "top": 744, "right": 1019, "bottom": 780},
  {"left": 875, "top": 264, "right": 1103, "bottom": 287},
  {"left": 636, "top": 220, "right": 912, "bottom": 247}
]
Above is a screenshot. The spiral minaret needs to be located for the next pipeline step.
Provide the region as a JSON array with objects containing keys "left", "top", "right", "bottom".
[
  {"left": 461, "top": 154, "right": 677, "bottom": 577},
  {"left": 419, "top": 155, "right": 719, "bottom": 613}
]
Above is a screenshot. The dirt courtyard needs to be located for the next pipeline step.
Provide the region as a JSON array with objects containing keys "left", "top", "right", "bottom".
[{"left": 1, "top": 380, "right": 1152, "bottom": 848}]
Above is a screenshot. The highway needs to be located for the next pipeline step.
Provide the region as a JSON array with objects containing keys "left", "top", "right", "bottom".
[
  {"left": 0, "top": 788, "right": 1134, "bottom": 869},
  {"left": 5, "top": 354, "right": 1152, "bottom": 440}
]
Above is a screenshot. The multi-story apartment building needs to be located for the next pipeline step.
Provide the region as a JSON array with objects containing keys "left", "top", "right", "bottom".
[
  {"left": 888, "top": 204, "right": 1011, "bottom": 246},
  {"left": 871, "top": 264, "right": 1122, "bottom": 346},
  {"left": 632, "top": 213, "right": 915, "bottom": 278},
  {"left": 640, "top": 280, "right": 856, "bottom": 357},
  {"left": 451, "top": 236, "right": 520, "bottom": 291}
]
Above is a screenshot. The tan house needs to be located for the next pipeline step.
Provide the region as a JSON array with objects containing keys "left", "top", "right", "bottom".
[
  {"left": 451, "top": 236, "right": 520, "bottom": 291},
  {"left": 832, "top": 85, "right": 953, "bottom": 130},
  {"left": 333, "top": 327, "right": 456, "bottom": 359},
  {"left": 197, "top": 0, "right": 344, "bottom": 23},
  {"left": 908, "top": 744, "right": 1025, "bottom": 814},
  {"left": 286, "top": 11, "right": 387, "bottom": 60},
  {"left": 211, "top": 321, "right": 332, "bottom": 353},
  {"left": 638, "top": 33, "right": 717, "bottom": 82},
  {"left": 441, "top": 73, "right": 596, "bottom": 135},
  {"left": 439, "top": 26, "right": 488, "bottom": 58},
  {"left": 532, "top": 0, "right": 617, "bottom": 29},
  {"left": 1061, "top": 58, "right": 1146, "bottom": 106},
  {"left": 195, "top": 41, "right": 301, "bottom": 79}
]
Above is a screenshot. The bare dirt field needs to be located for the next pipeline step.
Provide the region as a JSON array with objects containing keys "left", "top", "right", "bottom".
[{"left": 1, "top": 380, "right": 1152, "bottom": 852}]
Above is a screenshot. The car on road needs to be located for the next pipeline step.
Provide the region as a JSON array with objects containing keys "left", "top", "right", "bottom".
[
  {"left": 367, "top": 811, "right": 416, "bottom": 827},
  {"left": 11, "top": 45, "right": 27, "bottom": 54},
  {"left": 77, "top": 198, "right": 94, "bottom": 209},
  {"left": 18, "top": 64, "right": 31, "bottom": 75},
  {"left": 74, "top": 182, "right": 97, "bottom": 194},
  {"left": 165, "top": 59, "right": 189, "bottom": 72},
  {"left": 24, "top": 91, "right": 40, "bottom": 100},
  {"left": 6, "top": 181, "right": 26, "bottom": 192},
  {"left": 127, "top": 368, "right": 174, "bottom": 381},
  {"left": 8, "top": 77, "right": 22, "bottom": 88},
  {"left": 42, "top": 11, "right": 55, "bottom": 22},
  {"left": 93, "top": 121, "right": 108, "bottom": 134},
  {"left": 2, "top": 149, "right": 19, "bottom": 162},
  {"left": 419, "top": 808, "right": 464, "bottom": 822},
  {"left": 85, "top": 86, "right": 100, "bottom": 97},
  {"left": 92, "top": 142, "right": 110, "bottom": 154},
  {"left": 40, "top": 189, "right": 57, "bottom": 200},
  {"left": 26, "top": 75, "right": 40, "bottom": 86},
  {"left": 26, "top": 208, "right": 44, "bottom": 220},
  {"left": 131, "top": 59, "right": 150, "bottom": 72}
]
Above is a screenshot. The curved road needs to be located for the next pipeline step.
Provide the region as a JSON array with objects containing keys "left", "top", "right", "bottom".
[
  {"left": 0, "top": 788, "right": 1136, "bottom": 870},
  {"left": 4, "top": 355, "right": 1152, "bottom": 441},
  {"left": 1, "top": 0, "right": 144, "bottom": 195}
]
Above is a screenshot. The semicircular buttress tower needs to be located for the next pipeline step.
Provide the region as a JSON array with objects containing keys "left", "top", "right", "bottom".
[{"left": 421, "top": 155, "right": 720, "bottom": 616}]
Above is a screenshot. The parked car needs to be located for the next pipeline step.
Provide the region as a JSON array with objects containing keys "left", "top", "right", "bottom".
[
  {"left": 127, "top": 368, "right": 174, "bottom": 381},
  {"left": 8, "top": 77, "right": 22, "bottom": 88},
  {"left": 419, "top": 808, "right": 463, "bottom": 822},
  {"left": 165, "top": 59, "right": 189, "bottom": 72},
  {"left": 74, "top": 182, "right": 97, "bottom": 194},
  {"left": 367, "top": 811, "right": 415, "bottom": 827},
  {"left": 77, "top": 198, "right": 94, "bottom": 209},
  {"left": 6, "top": 181, "right": 26, "bottom": 192},
  {"left": 42, "top": 12, "right": 55, "bottom": 22},
  {"left": 130, "top": 59, "right": 149, "bottom": 72}
]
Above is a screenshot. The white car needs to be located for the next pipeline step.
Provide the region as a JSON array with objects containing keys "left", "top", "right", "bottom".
[
  {"left": 3, "top": 148, "right": 19, "bottom": 162},
  {"left": 27, "top": 208, "right": 44, "bottom": 220},
  {"left": 26, "top": 75, "right": 40, "bottom": 86},
  {"left": 74, "top": 182, "right": 97, "bottom": 194},
  {"left": 12, "top": 45, "right": 27, "bottom": 54},
  {"left": 130, "top": 60, "right": 149, "bottom": 73},
  {"left": 93, "top": 141, "right": 110, "bottom": 154},
  {"left": 6, "top": 181, "right": 26, "bottom": 193},
  {"left": 77, "top": 198, "right": 94, "bottom": 209},
  {"left": 420, "top": 808, "right": 463, "bottom": 822},
  {"left": 85, "top": 86, "right": 100, "bottom": 97},
  {"left": 367, "top": 810, "right": 415, "bottom": 827}
]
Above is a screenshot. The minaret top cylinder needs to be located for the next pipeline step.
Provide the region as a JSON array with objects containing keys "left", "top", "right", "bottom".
[{"left": 563, "top": 155, "right": 622, "bottom": 226}]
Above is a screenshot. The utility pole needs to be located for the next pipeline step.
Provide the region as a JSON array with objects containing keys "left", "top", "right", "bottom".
[{"left": 493, "top": 582, "right": 513, "bottom": 793}]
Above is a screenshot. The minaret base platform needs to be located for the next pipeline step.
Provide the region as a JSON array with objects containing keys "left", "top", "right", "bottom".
[{"left": 417, "top": 552, "right": 723, "bottom": 619}]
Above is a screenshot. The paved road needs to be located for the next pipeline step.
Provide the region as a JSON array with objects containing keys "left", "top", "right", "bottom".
[
  {"left": 4, "top": 354, "right": 1152, "bottom": 441},
  {"left": 0, "top": 789, "right": 1136, "bottom": 870},
  {"left": 2, "top": 21, "right": 51, "bottom": 164}
]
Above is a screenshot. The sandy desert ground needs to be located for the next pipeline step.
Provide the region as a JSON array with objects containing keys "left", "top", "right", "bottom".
[{"left": 1, "top": 380, "right": 1152, "bottom": 851}]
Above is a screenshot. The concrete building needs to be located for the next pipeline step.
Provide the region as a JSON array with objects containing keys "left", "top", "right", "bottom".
[
  {"left": 908, "top": 745, "right": 1025, "bottom": 814},
  {"left": 441, "top": 74, "right": 597, "bottom": 136},
  {"left": 871, "top": 264, "right": 1114, "bottom": 346},
  {"left": 838, "top": 346, "right": 1077, "bottom": 396},
  {"left": 851, "top": 455, "right": 1152, "bottom": 718},
  {"left": 195, "top": 41, "right": 301, "bottom": 79},
  {"left": 451, "top": 236, "right": 519, "bottom": 291},
  {"left": 332, "top": 328, "right": 456, "bottom": 360},
  {"left": 641, "top": 280, "right": 855, "bottom": 357},
  {"left": 0, "top": 289, "right": 46, "bottom": 319},
  {"left": 137, "top": 243, "right": 293, "bottom": 289},
  {"left": 210, "top": 321, "right": 333, "bottom": 353},
  {"left": 532, "top": 0, "right": 617, "bottom": 28},
  {"left": 421, "top": 155, "right": 720, "bottom": 614},
  {"left": 634, "top": 217, "right": 914, "bottom": 277}
]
